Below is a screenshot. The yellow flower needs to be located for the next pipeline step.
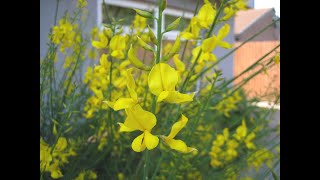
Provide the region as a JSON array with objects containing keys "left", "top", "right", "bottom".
[
  {"left": 213, "top": 134, "right": 225, "bottom": 147},
  {"left": 148, "top": 63, "right": 194, "bottom": 104},
  {"left": 91, "top": 27, "right": 99, "bottom": 39},
  {"left": 173, "top": 54, "right": 185, "bottom": 72},
  {"left": 133, "top": 14, "right": 147, "bottom": 30},
  {"left": 52, "top": 19, "right": 76, "bottom": 52},
  {"left": 173, "top": 54, "right": 186, "bottom": 82},
  {"left": 162, "top": 36, "right": 181, "bottom": 61},
  {"left": 77, "top": 0, "right": 87, "bottom": 9},
  {"left": 244, "top": 132, "right": 256, "bottom": 150},
  {"left": 162, "top": 115, "right": 197, "bottom": 153},
  {"left": 197, "top": 1, "right": 216, "bottom": 29},
  {"left": 222, "top": 0, "right": 248, "bottom": 21},
  {"left": 199, "top": 24, "right": 232, "bottom": 62},
  {"left": 40, "top": 138, "right": 52, "bottom": 171},
  {"left": 118, "top": 173, "right": 125, "bottom": 180},
  {"left": 110, "top": 35, "right": 127, "bottom": 59},
  {"left": 127, "top": 45, "right": 151, "bottom": 71},
  {"left": 163, "top": 43, "right": 172, "bottom": 56},
  {"left": 105, "top": 68, "right": 139, "bottom": 111},
  {"left": 47, "top": 162, "right": 63, "bottom": 179},
  {"left": 181, "top": 17, "right": 201, "bottom": 40},
  {"left": 92, "top": 33, "right": 109, "bottom": 49},
  {"left": 191, "top": 24, "right": 232, "bottom": 65},
  {"left": 118, "top": 104, "right": 159, "bottom": 152},
  {"left": 234, "top": 120, "right": 247, "bottom": 141},
  {"left": 248, "top": 149, "right": 274, "bottom": 171},
  {"left": 235, "top": 0, "right": 248, "bottom": 10},
  {"left": 274, "top": 53, "right": 280, "bottom": 65},
  {"left": 211, "top": 159, "right": 223, "bottom": 167},
  {"left": 226, "top": 139, "right": 238, "bottom": 149},
  {"left": 221, "top": 7, "right": 235, "bottom": 21}
]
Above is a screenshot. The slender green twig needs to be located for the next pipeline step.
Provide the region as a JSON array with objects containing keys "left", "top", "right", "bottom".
[
  {"left": 146, "top": 1, "right": 165, "bottom": 179},
  {"left": 180, "top": 0, "right": 227, "bottom": 93},
  {"left": 192, "top": 18, "right": 280, "bottom": 82}
]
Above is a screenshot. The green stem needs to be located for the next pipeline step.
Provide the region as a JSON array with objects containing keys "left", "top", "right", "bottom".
[
  {"left": 216, "top": 58, "right": 277, "bottom": 107},
  {"left": 187, "top": 74, "right": 218, "bottom": 141},
  {"left": 145, "top": 1, "right": 164, "bottom": 179},
  {"left": 54, "top": 0, "right": 60, "bottom": 26},
  {"left": 143, "top": 149, "right": 150, "bottom": 180},
  {"left": 180, "top": 0, "right": 227, "bottom": 93},
  {"left": 108, "top": 57, "right": 114, "bottom": 139},
  {"left": 150, "top": 152, "right": 164, "bottom": 180},
  {"left": 155, "top": 7, "right": 163, "bottom": 64}
]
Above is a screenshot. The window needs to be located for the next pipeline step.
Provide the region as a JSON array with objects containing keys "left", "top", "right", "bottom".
[{"left": 98, "top": 0, "right": 193, "bottom": 40}]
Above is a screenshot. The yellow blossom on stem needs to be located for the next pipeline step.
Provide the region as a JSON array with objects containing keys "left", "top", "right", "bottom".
[
  {"left": 197, "top": 1, "right": 216, "bottom": 29},
  {"left": 161, "top": 114, "right": 197, "bottom": 153},
  {"left": 118, "top": 104, "right": 159, "bottom": 152},
  {"left": 148, "top": 63, "right": 193, "bottom": 104},
  {"left": 92, "top": 33, "right": 109, "bottom": 49},
  {"left": 181, "top": 17, "right": 201, "bottom": 40},
  {"left": 234, "top": 120, "right": 247, "bottom": 141},
  {"left": 104, "top": 68, "right": 139, "bottom": 111},
  {"left": 133, "top": 14, "right": 147, "bottom": 30},
  {"left": 244, "top": 132, "right": 256, "bottom": 150},
  {"left": 110, "top": 35, "right": 127, "bottom": 59},
  {"left": 52, "top": 19, "right": 76, "bottom": 53}
]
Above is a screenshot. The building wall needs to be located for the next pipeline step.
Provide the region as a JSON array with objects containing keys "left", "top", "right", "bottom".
[
  {"left": 41, "top": 0, "right": 235, "bottom": 80},
  {"left": 40, "top": 0, "right": 98, "bottom": 59},
  {"left": 234, "top": 41, "right": 280, "bottom": 101},
  {"left": 236, "top": 10, "right": 278, "bottom": 42}
]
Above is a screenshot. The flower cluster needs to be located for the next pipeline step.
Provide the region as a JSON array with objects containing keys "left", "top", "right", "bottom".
[
  {"left": 213, "top": 91, "right": 242, "bottom": 117},
  {"left": 40, "top": 137, "right": 76, "bottom": 179},
  {"left": 209, "top": 120, "right": 257, "bottom": 168}
]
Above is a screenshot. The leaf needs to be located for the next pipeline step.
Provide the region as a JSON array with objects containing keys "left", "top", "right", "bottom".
[
  {"left": 164, "top": 17, "right": 181, "bottom": 33},
  {"left": 270, "top": 168, "right": 279, "bottom": 180},
  {"left": 134, "top": 9, "right": 155, "bottom": 19}
]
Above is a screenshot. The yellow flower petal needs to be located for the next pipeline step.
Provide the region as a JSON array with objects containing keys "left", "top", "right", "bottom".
[
  {"left": 197, "top": 3, "right": 215, "bottom": 29},
  {"left": 167, "top": 114, "right": 188, "bottom": 139},
  {"left": 55, "top": 137, "right": 68, "bottom": 151},
  {"left": 100, "top": 54, "right": 110, "bottom": 68},
  {"left": 118, "top": 123, "right": 136, "bottom": 132},
  {"left": 181, "top": 32, "right": 195, "bottom": 40},
  {"left": 51, "top": 169, "right": 63, "bottom": 179},
  {"left": 148, "top": 63, "right": 178, "bottom": 96},
  {"left": 125, "top": 105, "right": 157, "bottom": 131},
  {"left": 165, "top": 138, "right": 188, "bottom": 152},
  {"left": 157, "top": 91, "right": 194, "bottom": 104},
  {"left": 218, "top": 41, "right": 232, "bottom": 49},
  {"left": 126, "top": 68, "right": 138, "bottom": 100},
  {"left": 157, "top": 91, "right": 170, "bottom": 102},
  {"left": 164, "top": 138, "right": 196, "bottom": 153},
  {"left": 131, "top": 133, "right": 146, "bottom": 152},
  {"left": 202, "top": 36, "right": 217, "bottom": 53},
  {"left": 113, "top": 98, "right": 137, "bottom": 111},
  {"left": 217, "top": 24, "right": 230, "bottom": 40},
  {"left": 144, "top": 131, "right": 159, "bottom": 150},
  {"left": 173, "top": 54, "right": 185, "bottom": 72},
  {"left": 92, "top": 41, "right": 105, "bottom": 49},
  {"left": 111, "top": 50, "right": 124, "bottom": 59},
  {"left": 128, "top": 45, "right": 151, "bottom": 71},
  {"left": 110, "top": 35, "right": 125, "bottom": 52}
]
